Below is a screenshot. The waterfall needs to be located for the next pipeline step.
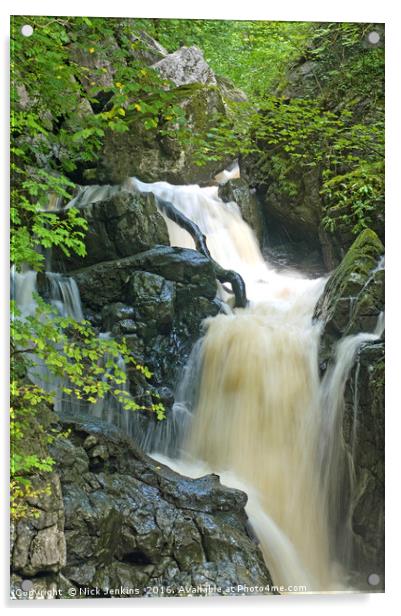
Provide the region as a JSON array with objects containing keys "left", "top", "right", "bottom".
[
  {"left": 12, "top": 169, "right": 383, "bottom": 592},
  {"left": 11, "top": 268, "right": 135, "bottom": 431},
  {"left": 319, "top": 316, "right": 384, "bottom": 571},
  {"left": 12, "top": 269, "right": 83, "bottom": 321},
  {"left": 125, "top": 175, "right": 383, "bottom": 592}
]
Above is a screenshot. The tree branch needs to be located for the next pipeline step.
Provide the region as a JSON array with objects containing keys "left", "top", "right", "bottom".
[{"left": 156, "top": 198, "right": 248, "bottom": 308}]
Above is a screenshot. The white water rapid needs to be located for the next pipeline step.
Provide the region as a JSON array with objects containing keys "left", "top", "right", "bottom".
[
  {"left": 12, "top": 168, "right": 384, "bottom": 594},
  {"left": 127, "top": 175, "right": 383, "bottom": 593}
]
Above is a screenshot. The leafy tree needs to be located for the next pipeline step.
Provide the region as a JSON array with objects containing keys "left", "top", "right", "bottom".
[
  {"left": 10, "top": 16, "right": 176, "bottom": 518},
  {"left": 179, "top": 20, "right": 384, "bottom": 240}
]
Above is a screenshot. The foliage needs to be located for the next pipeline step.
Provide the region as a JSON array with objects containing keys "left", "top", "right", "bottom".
[
  {"left": 11, "top": 16, "right": 188, "bottom": 271},
  {"left": 10, "top": 295, "right": 165, "bottom": 518},
  {"left": 10, "top": 16, "right": 176, "bottom": 517},
  {"left": 185, "top": 21, "right": 384, "bottom": 238},
  {"left": 142, "top": 19, "right": 313, "bottom": 96}
]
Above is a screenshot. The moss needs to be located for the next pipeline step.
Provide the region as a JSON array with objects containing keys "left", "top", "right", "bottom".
[
  {"left": 316, "top": 229, "right": 384, "bottom": 365},
  {"left": 97, "top": 84, "right": 228, "bottom": 184},
  {"left": 316, "top": 228, "right": 384, "bottom": 327}
]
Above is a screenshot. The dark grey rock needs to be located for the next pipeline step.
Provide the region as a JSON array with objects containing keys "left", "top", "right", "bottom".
[
  {"left": 73, "top": 245, "right": 217, "bottom": 312},
  {"left": 55, "top": 190, "right": 169, "bottom": 270},
  {"left": 56, "top": 419, "right": 271, "bottom": 596},
  {"left": 11, "top": 474, "right": 66, "bottom": 577},
  {"left": 129, "top": 30, "right": 168, "bottom": 65},
  {"left": 316, "top": 229, "right": 384, "bottom": 588},
  {"left": 126, "top": 271, "right": 175, "bottom": 334}
]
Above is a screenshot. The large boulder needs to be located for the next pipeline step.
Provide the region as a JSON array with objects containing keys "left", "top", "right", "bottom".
[
  {"left": 218, "top": 178, "right": 265, "bottom": 245},
  {"left": 72, "top": 245, "right": 217, "bottom": 310},
  {"left": 71, "top": 246, "right": 219, "bottom": 390},
  {"left": 93, "top": 83, "right": 230, "bottom": 184},
  {"left": 316, "top": 228, "right": 385, "bottom": 589},
  {"left": 54, "top": 189, "right": 169, "bottom": 270},
  {"left": 240, "top": 154, "right": 323, "bottom": 241},
  {"left": 11, "top": 418, "right": 273, "bottom": 598},
  {"left": 129, "top": 30, "right": 168, "bottom": 66},
  {"left": 152, "top": 46, "right": 217, "bottom": 87}
]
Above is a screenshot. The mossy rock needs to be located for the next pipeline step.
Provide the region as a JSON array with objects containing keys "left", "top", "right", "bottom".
[
  {"left": 315, "top": 228, "right": 384, "bottom": 362},
  {"left": 94, "top": 83, "right": 231, "bottom": 184}
]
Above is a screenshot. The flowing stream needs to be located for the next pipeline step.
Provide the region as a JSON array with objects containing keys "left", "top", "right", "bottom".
[
  {"left": 12, "top": 170, "right": 384, "bottom": 593},
  {"left": 128, "top": 176, "right": 383, "bottom": 592}
]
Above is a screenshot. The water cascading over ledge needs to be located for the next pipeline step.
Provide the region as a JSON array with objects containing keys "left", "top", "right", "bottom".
[
  {"left": 125, "top": 176, "right": 383, "bottom": 592},
  {"left": 13, "top": 170, "right": 384, "bottom": 594}
]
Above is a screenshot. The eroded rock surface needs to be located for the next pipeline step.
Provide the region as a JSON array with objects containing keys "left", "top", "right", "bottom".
[{"left": 11, "top": 419, "right": 273, "bottom": 599}]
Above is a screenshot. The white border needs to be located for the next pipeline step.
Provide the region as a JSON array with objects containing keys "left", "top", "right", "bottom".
[{"left": 1, "top": 1, "right": 400, "bottom": 614}]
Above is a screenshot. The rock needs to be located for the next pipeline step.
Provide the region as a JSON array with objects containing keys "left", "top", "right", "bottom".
[
  {"left": 24, "top": 418, "right": 271, "bottom": 597},
  {"left": 12, "top": 412, "right": 273, "bottom": 597},
  {"left": 55, "top": 190, "right": 169, "bottom": 270},
  {"left": 316, "top": 229, "right": 385, "bottom": 588},
  {"left": 342, "top": 341, "right": 384, "bottom": 584},
  {"left": 152, "top": 46, "right": 217, "bottom": 87},
  {"left": 126, "top": 271, "right": 175, "bottom": 334},
  {"left": 215, "top": 75, "right": 248, "bottom": 104},
  {"left": 94, "top": 83, "right": 231, "bottom": 184},
  {"left": 240, "top": 150, "right": 335, "bottom": 268},
  {"left": 72, "top": 245, "right": 219, "bottom": 391},
  {"left": 68, "top": 40, "right": 118, "bottom": 94},
  {"left": 315, "top": 229, "right": 384, "bottom": 363},
  {"left": 73, "top": 245, "right": 217, "bottom": 311},
  {"left": 102, "top": 303, "right": 137, "bottom": 334},
  {"left": 129, "top": 30, "right": 168, "bottom": 65},
  {"left": 11, "top": 474, "right": 66, "bottom": 577},
  {"left": 218, "top": 178, "right": 265, "bottom": 244},
  {"left": 281, "top": 60, "right": 320, "bottom": 99},
  {"left": 11, "top": 572, "right": 73, "bottom": 600}
]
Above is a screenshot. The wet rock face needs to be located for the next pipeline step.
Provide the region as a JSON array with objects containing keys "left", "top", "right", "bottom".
[
  {"left": 126, "top": 271, "right": 176, "bottom": 335},
  {"left": 73, "top": 245, "right": 217, "bottom": 310},
  {"left": 72, "top": 245, "right": 219, "bottom": 389},
  {"left": 54, "top": 190, "right": 170, "bottom": 270},
  {"left": 343, "top": 342, "right": 384, "bottom": 582},
  {"left": 316, "top": 228, "right": 385, "bottom": 587},
  {"left": 12, "top": 419, "right": 273, "bottom": 598},
  {"left": 240, "top": 154, "right": 323, "bottom": 243}
]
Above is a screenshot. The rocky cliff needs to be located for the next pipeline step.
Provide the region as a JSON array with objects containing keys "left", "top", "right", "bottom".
[{"left": 316, "top": 228, "right": 385, "bottom": 587}]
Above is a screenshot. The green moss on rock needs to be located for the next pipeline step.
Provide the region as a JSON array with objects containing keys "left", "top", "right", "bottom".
[
  {"left": 315, "top": 229, "right": 384, "bottom": 353},
  {"left": 95, "top": 84, "right": 230, "bottom": 184}
]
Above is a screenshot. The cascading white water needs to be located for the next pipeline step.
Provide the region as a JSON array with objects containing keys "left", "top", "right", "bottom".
[
  {"left": 12, "top": 268, "right": 83, "bottom": 321},
  {"left": 126, "top": 175, "right": 384, "bottom": 593},
  {"left": 12, "top": 169, "right": 383, "bottom": 593}
]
